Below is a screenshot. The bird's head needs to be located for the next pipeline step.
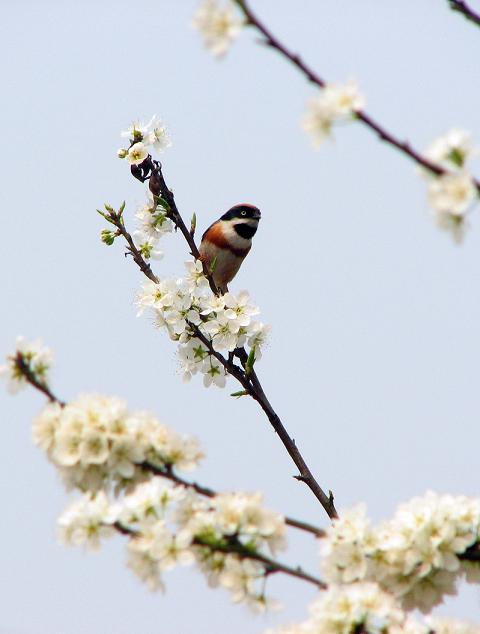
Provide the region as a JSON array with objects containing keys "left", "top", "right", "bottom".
[{"left": 220, "top": 204, "right": 261, "bottom": 241}]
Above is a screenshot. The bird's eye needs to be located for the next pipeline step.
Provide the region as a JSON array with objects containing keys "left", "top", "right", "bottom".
[{"left": 241, "top": 210, "right": 247, "bottom": 216}]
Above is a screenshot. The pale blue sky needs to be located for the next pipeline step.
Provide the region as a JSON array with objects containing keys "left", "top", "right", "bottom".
[{"left": 1, "top": 1, "right": 480, "bottom": 632}]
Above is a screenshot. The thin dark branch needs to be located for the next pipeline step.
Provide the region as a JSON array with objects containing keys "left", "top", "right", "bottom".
[
  {"left": 112, "top": 213, "right": 158, "bottom": 284},
  {"left": 112, "top": 521, "right": 326, "bottom": 589},
  {"left": 448, "top": 0, "right": 480, "bottom": 27},
  {"left": 14, "top": 354, "right": 65, "bottom": 406},
  {"left": 234, "top": 0, "right": 480, "bottom": 191},
  {"left": 460, "top": 542, "right": 480, "bottom": 562},
  {"left": 194, "top": 535, "right": 326, "bottom": 589},
  {"left": 116, "top": 160, "right": 339, "bottom": 520},
  {"left": 143, "top": 461, "right": 325, "bottom": 538}
]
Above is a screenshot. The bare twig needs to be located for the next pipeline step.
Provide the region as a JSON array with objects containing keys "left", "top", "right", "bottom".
[
  {"left": 448, "top": 0, "right": 480, "bottom": 27},
  {"left": 113, "top": 160, "right": 339, "bottom": 520},
  {"left": 233, "top": 0, "right": 480, "bottom": 191}
]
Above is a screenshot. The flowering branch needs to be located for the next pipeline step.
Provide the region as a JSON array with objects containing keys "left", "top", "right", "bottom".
[
  {"left": 232, "top": 0, "right": 480, "bottom": 191},
  {"left": 104, "top": 160, "right": 339, "bottom": 521},
  {"left": 129, "top": 157, "right": 219, "bottom": 295},
  {"left": 448, "top": 0, "right": 480, "bottom": 27},
  {"left": 112, "top": 520, "right": 325, "bottom": 589},
  {"left": 10, "top": 347, "right": 324, "bottom": 539}
]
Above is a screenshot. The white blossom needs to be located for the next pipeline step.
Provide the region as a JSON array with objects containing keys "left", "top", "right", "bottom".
[
  {"left": 126, "top": 548, "right": 165, "bottom": 592},
  {"left": 321, "top": 492, "right": 480, "bottom": 613},
  {"left": 427, "top": 172, "right": 476, "bottom": 216},
  {"left": 120, "top": 478, "right": 185, "bottom": 526},
  {"left": 193, "top": 0, "right": 244, "bottom": 57},
  {"left": 134, "top": 197, "right": 173, "bottom": 242},
  {"left": 425, "top": 129, "right": 474, "bottom": 170},
  {"left": 223, "top": 290, "right": 260, "bottom": 327},
  {"left": 268, "top": 582, "right": 406, "bottom": 634},
  {"left": 135, "top": 279, "right": 175, "bottom": 316},
  {"left": 213, "top": 491, "right": 286, "bottom": 554},
  {"left": 143, "top": 115, "right": 171, "bottom": 152},
  {"left": 323, "top": 80, "right": 366, "bottom": 116},
  {"left": 133, "top": 232, "right": 164, "bottom": 260},
  {"left": 202, "top": 356, "right": 226, "bottom": 387},
  {"left": 1, "top": 336, "right": 53, "bottom": 394},
  {"left": 303, "top": 80, "right": 365, "bottom": 147},
  {"left": 127, "top": 141, "right": 148, "bottom": 165},
  {"left": 136, "top": 260, "right": 268, "bottom": 388},
  {"left": 58, "top": 492, "right": 117, "bottom": 550},
  {"left": 121, "top": 115, "right": 170, "bottom": 150},
  {"left": 219, "top": 555, "right": 265, "bottom": 605},
  {"left": 119, "top": 116, "right": 171, "bottom": 161},
  {"left": 33, "top": 394, "right": 204, "bottom": 492},
  {"left": 321, "top": 504, "right": 373, "bottom": 584}
]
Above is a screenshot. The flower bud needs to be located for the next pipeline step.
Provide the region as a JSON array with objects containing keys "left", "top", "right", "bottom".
[{"left": 101, "top": 229, "right": 115, "bottom": 246}]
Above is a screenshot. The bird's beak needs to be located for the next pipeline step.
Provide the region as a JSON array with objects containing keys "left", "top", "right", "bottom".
[{"left": 253, "top": 209, "right": 261, "bottom": 220}]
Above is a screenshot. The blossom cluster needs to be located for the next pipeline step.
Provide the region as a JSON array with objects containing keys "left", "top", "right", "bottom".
[
  {"left": 320, "top": 492, "right": 480, "bottom": 612},
  {"left": 33, "top": 393, "right": 203, "bottom": 492},
  {"left": 0, "top": 336, "right": 53, "bottom": 394},
  {"left": 267, "top": 581, "right": 480, "bottom": 634},
  {"left": 117, "top": 114, "right": 171, "bottom": 166},
  {"left": 421, "top": 129, "right": 479, "bottom": 243},
  {"left": 192, "top": 0, "right": 244, "bottom": 57},
  {"left": 59, "top": 478, "right": 286, "bottom": 610},
  {"left": 136, "top": 260, "right": 270, "bottom": 387},
  {"left": 302, "top": 80, "right": 366, "bottom": 147}
]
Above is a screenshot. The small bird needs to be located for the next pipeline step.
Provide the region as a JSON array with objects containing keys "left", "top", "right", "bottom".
[{"left": 199, "top": 203, "right": 261, "bottom": 293}]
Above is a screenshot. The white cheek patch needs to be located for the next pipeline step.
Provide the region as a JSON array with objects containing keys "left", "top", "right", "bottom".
[{"left": 221, "top": 220, "right": 254, "bottom": 248}]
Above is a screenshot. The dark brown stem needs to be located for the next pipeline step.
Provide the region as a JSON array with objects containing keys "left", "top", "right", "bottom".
[
  {"left": 14, "top": 354, "right": 65, "bottom": 406},
  {"left": 113, "top": 213, "right": 158, "bottom": 284},
  {"left": 119, "top": 162, "right": 339, "bottom": 520},
  {"left": 459, "top": 542, "right": 480, "bottom": 562},
  {"left": 143, "top": 461, "right": 325, "bottom": 538},
  {"left": 234, "top": 0, "right": 480, "bottom": 190},
  {"left": 448, "top": 0, "right": 480, "bottom": 27}
]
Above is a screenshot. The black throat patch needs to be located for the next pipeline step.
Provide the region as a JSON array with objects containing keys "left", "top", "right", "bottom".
[{"left": 234, "top": 223, "right": 258, "bottom": 239}]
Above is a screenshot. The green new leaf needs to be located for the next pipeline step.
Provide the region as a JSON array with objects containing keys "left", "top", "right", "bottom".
[
  {"left": 96, "top": 209, "right": 117, "bottom": 225},
  {"left": 230, "top": 390, "right": 249, "bottom": 398},
  {"left": 245, "top": 346, "right": 256, "bottom": 376},
  {"left": 156, "top": 196, "right": 171, "bottom": 212}
]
